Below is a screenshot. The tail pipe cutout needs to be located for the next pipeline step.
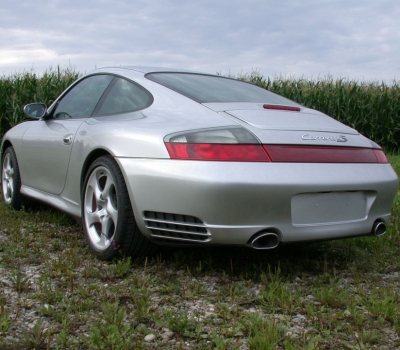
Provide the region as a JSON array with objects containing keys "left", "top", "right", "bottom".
[
  {"left": 249, "top": 231, "right": 280, "bottom": 250},
  {"left": 372, "top": 220, "right": 386, "bottom": 237}
]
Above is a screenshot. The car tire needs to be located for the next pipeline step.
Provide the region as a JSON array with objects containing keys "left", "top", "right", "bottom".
[
  {"left": 1, "top": 146, "right": 22, "bottom": 209},
  {"left": 82, "top": 155, "right": 156, "bottom": 260}
]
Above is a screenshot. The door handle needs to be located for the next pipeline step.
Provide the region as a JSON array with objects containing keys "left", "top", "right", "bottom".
[{"left": 63, "top": 134, "right": 73, "bottom": 145}]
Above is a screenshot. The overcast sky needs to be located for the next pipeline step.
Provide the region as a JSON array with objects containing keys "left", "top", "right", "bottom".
[{"left": 1, "top": 0, "right": 399, "bottom": 82}]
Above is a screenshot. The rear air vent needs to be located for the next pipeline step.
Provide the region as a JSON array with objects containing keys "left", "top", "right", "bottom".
[{"left": 143, "top": 211, "right": 210, "bottom": 243}]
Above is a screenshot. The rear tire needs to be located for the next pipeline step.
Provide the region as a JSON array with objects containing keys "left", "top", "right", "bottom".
[
  {"left": 1, "top": 147, "right": 22, "bottom": 209},
  {"left": 82, "top": 155, "right": 156, "bottom": 260}
]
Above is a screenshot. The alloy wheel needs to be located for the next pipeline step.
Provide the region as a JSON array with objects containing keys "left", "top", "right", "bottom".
[
  {"left": 84, "top": 166, "right": 118, "bottom": 251},
  {"left": 2, "top": 153, "right": 15, "bottom": 204}
]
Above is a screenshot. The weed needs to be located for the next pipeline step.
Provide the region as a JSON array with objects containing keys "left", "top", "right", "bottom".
[
  {"left": 162, "top": 309, "right": 197, "bottom": 337},
  {"left": 79, "top": 302, "right": 137, "bottom": 349},
  {"left": 22, "top": 320, "right": 51, "bottom": 349},
  {"left": 112, "top": 256, "right": 132, "bottom": 278},
  {"left": 244, "top": 314, "right": 284, "bottom": 350},
  {"left": 10, "top": 269, "right": 30, "bottom": 294},
  {"left": 0, "top": 295, "right": 13, "bottom": 332},
  {"left": 258, "top": 280, "right": 297, "bottom": 313}
]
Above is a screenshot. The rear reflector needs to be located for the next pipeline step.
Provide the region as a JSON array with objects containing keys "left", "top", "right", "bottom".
[
  {"left": 263, "top": 145, "right": 387, "bottom": 163},
  {"left": 263, "top": 104, "right": 301, "bottom": 112},
  {"left": 165, "top": 143, "right": 271, "bottom": 161},
  {"left": 166, "top": 143, "right": 388, "bottom": 163}
]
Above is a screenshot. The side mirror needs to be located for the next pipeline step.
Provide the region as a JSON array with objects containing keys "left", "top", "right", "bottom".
[{"left": 23, "top": 103, "right": 47, "bottom": 119}]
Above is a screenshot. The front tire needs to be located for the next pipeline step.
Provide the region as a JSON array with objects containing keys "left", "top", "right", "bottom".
[
  {"left": 82, "top": 155, "right": 155, "bottom": 260},
  {"left": 1, "top": 146, "right": 22, "bottom": 209}
]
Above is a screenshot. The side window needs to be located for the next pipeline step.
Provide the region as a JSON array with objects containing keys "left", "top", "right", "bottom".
[
  {"left": 53, "top": 75, "right": 114, "bottom": 119},
  {"left": 96, "top": 78, "right": 152, "bottom": 116}
]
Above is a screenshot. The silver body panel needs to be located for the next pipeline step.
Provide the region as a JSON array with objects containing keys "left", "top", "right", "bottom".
[
  {"left": 117, "top": 158, "right": 397, "bottom": 244},
  {"left": 1, "top": 66, "right": 398, "bottom": 247}
]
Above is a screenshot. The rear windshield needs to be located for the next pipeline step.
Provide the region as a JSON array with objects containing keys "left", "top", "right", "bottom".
[{"left": 146, "top": 72, "right": 300, "bottom": 106}]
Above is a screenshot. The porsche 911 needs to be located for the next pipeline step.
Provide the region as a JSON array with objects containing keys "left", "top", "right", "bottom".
[{"left": 1, "top": 67, "right": 398, "bottom": 260}]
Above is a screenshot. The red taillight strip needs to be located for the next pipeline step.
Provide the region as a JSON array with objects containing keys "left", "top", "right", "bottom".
[
  {"left": 263, "top": 104, "right": 301, "bottom": 112},
  {"left": 263, "top": 145, "right": 387, "bottom": 163},
  {"left": 165, "top": 143, "right": 388, "bottom": 163},
  {"left": 372, "top": 149, "right": 389, "bottom": 163},
  {"left": 165, "top": 143, "right": 271, "bottom": 161}
]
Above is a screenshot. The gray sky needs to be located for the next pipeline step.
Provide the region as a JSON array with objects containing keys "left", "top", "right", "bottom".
[{"left": 1, "top": 0, "right": 399, "bottom": 82}]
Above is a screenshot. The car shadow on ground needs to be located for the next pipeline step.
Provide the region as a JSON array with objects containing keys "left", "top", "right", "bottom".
[{"left": 154, "top": 236, "right": 372, "bottom": 280}]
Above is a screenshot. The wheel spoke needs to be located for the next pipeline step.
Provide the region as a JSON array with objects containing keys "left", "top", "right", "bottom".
[
  {"left": 101, "top": 215, "right": 114, "bottom": 239},
  {"left": 89, "top": 173, "right": 103, "bottom": 204},
  {"left": 8, "top": 177, "right": 13, "bottom": 192},
  {"left": 4, "top": 155, "right": 11, "bottom": 170},
  {"left": 7, "top": 182, "right": 13, "bottom": 198},
  {"left": 107, "top": 203, "right": 118, "bottom": 226},
  {"left": 86, "top": 210, "right": 100, "bottom": 227},
  {"left": 99, "top": 232, "right": 108, "bottom": 247},
  {"left": 102, "top": 175, "right": 114, "bottom": 200}
]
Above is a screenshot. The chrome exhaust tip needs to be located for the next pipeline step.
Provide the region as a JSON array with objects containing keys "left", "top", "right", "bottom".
[
  {"left": 249, "top": 232, "right": 280, "bottom": 250},
  {"left": 372, "top": 221, "right": 386, "bottom": 237}
]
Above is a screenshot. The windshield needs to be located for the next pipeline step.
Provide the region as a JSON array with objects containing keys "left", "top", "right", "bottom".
[{"left": 146, "top": 72, "right": 300, "bottom": 106}]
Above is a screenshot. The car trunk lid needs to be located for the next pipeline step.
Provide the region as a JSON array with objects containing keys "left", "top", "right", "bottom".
[{"left": 202, "top": 102, "right": 375, "bottom": 148}]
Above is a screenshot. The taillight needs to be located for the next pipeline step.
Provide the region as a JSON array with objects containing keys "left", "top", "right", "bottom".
[
  {"left": 165, "top": 126, "right": 260, "bottom": 144},
  {"left": 164, "top": 127, "right": 269, "bottom": 161},
  {"left": 165, "top": 128, "right": 389, "bottom": 163},
  {"left": 165, "top": 143, "right": 270, "bottom": 161},
  {"left": 373, "top": 149, "right": 389, "bottom": 163}
]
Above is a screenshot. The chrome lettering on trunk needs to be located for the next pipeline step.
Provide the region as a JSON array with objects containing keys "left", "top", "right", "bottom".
[{"left": 302, "top": 134, "right": 347, "bottom": 142}]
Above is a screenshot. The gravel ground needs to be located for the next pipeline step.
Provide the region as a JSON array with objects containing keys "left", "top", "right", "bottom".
[{"left": 1, "top": 222, "right": 400, "bottom": 349}]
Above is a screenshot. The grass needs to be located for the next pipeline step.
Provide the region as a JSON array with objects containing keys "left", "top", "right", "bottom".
[{"left": 0, "top": 156, "right": 399, "bottom": 349}]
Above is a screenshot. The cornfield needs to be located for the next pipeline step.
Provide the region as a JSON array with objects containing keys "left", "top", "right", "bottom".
[
  {"left": 1, "top": 67, "right": 399, "bottom": 152},
  {"left": 0, "top": 66, "right": 80, "bottom": 137}
]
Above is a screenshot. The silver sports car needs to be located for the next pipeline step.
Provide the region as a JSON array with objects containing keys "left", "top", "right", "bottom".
[{"left": 1, "top": 67, "right": 398, "bottom": 260}]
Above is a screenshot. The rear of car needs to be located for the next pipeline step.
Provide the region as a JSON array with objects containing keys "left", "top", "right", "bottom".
[{"left": 116, "top": 71, "right": 398, "bottom": 248}]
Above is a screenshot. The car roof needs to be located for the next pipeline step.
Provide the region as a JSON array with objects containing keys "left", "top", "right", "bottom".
[{"left": 95, "top": 66, "right": 209, "bottom": 74}]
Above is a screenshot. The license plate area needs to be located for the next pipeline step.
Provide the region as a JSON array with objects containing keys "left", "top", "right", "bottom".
[{"left": 291, "top": 191, "right": 373, "bottom": 226}]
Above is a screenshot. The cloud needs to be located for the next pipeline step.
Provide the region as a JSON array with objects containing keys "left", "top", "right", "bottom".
[{"left": 1, "top": 0, "right": 399, "bottom": 81}]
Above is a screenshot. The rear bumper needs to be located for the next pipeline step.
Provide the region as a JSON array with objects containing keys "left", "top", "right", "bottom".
[{"left": 116, "top": 158, "right": 398, "bottom": 245}]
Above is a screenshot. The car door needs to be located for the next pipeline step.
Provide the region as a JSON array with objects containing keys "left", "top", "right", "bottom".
[{"left": 20, "top": 74, "right": 114, "bottom": 195}]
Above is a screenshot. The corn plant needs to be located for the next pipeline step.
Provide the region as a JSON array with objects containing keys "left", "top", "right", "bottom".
[{"left": 0, "top": 65, "right": 80, "bottom": 136}]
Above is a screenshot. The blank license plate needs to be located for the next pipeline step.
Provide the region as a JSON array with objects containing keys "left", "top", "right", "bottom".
[{"left": 291, "top": 192, "right": 367, "bottom": 226}]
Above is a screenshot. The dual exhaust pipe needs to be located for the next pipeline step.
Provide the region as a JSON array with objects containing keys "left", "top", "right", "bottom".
[{"left": 249, "top": 220, "right": 386, "bottom": 250}]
